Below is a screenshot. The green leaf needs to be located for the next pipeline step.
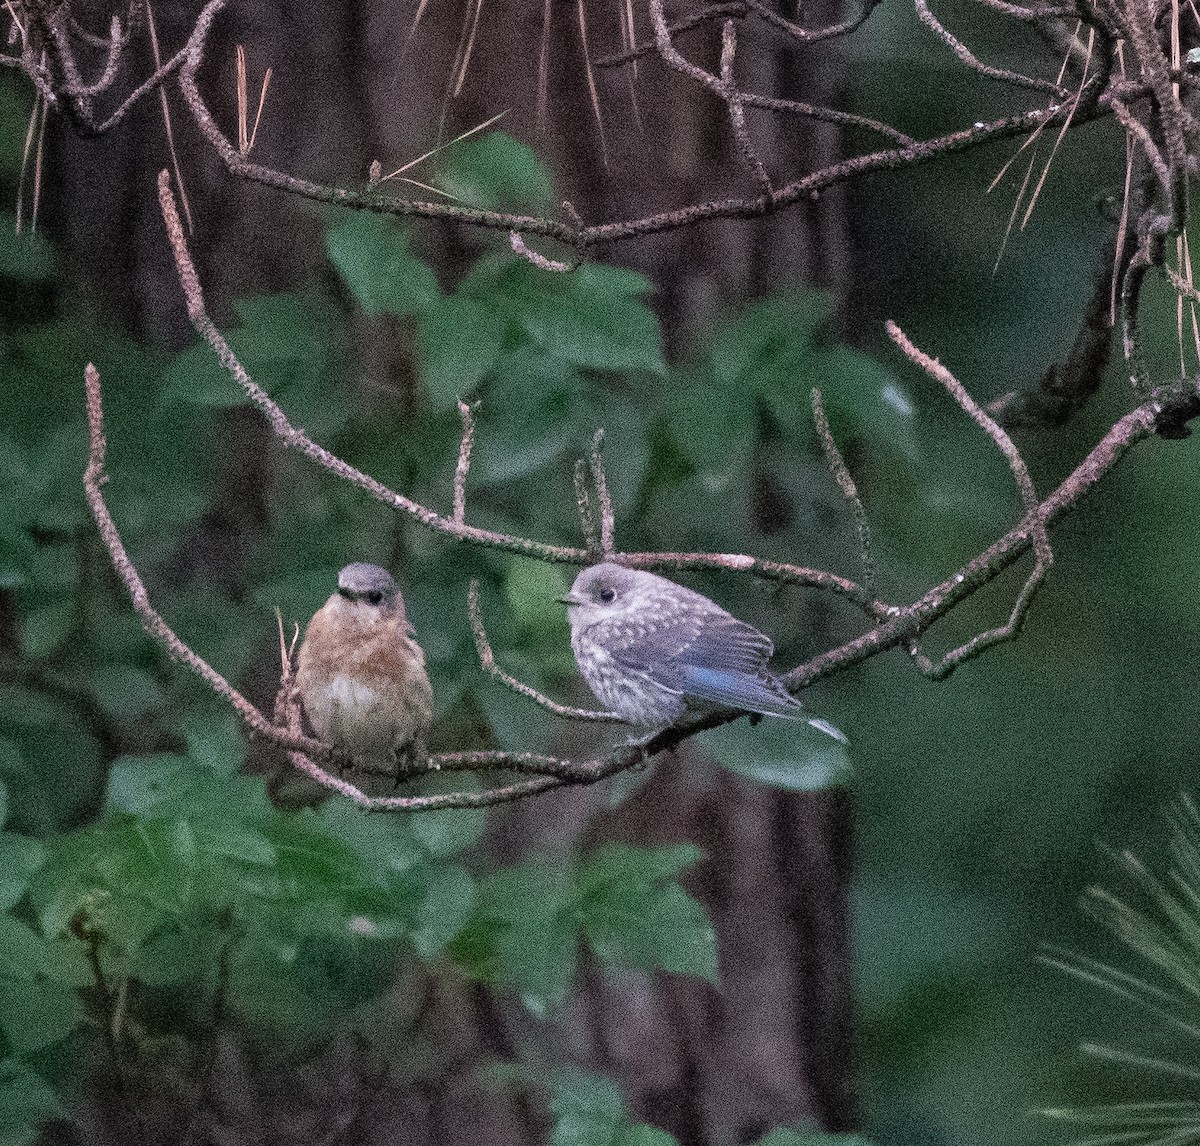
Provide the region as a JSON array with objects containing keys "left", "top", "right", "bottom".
[
  {"left": 0, "top": 917, "right": 65, "bottom": 981},
  {"left": 454, "top": 859, "right": 578, "bottom": 1015},
  {"left": 437, "top": 132, "right": 556, "bottom": 211},
  {"left": 706, "top": 290, "right": 833, "bottom": 390},
  {"left": 409, "top": 805, "right": 487, "bottom": 859},
  {"left": 0, "top": 220, "right": 55, "bottom": 282},
  {"left": 702, "top": 720, "right": 852, "bottom": 792},
  {"left": 417, "top": 294, "right": 509, "bottom": 409},
  {"left": 805, "top": 344, "right": 920, "bottom": 465},
  {"left": 621, "top": 1126, "right": 679, "bottom": 1146},
  {"left": 580, "top": 843, "right": 704, "bottom": 887},
  {"left": 17, "top": 602, "right": 74, "bottom": 658},
  {"left": 0, "top": 833, "right": 43, "bottom": 911},
  {"left": 549, "top": 1070, "right": 626, "bottom": 1146},
  {"left": 472, "top": 348, "right": 578, "bottom": 485},
  {"left": 0, "top": 977, "right": 85, "bottom": 1053},
  {"left": 104, "top": 754, "right": 190, "bottom": 815},
  {"left": 88, "top": 662, "right": 168, "bottom": 721},
  {"left": 547, "top": 1071, "right": 679, "bottom": 1146},
  {"left": 159, "top": 293, "right": 334, "bottom": 409},
  {"left": 0, "top": 1059, "right": 64, "bottom": 1137},
  {"left": 181, "top": 708, "right": 248, "bottom": 776},
  {"left": 201, "top": 822, "right": 276, "bottom": 867},
  {"left": 0, "top": 742, "right": 23, "bottom": 783},
  {"left": 751, "top": 1132, "right": 875, "bottom": 1146},
  {"left": 505, "top": 558, "right": 570, "bottom": 633},
  {"left": 468, "top": 260, "right": 665, "bottom": 375},
  {"left": 667, "top": 370, "right": 757, "bottom": 481},
  {"left": 159, "top": 342, "right": 244, "bottom": 407},
  {"left": 0, "top": 903, "right": 91, "bottom": 985},
  {"left": 578, "top": 845, "right": 717, "bottom": 984},
  {"left": 316, "top": 799, "right": 425, "bottom": 879},
  {"left": 326, "top": 213, "right": 440, "bottom": 316},
  {"left": 410, "top": 863, "right": 476, "bottom": 960},
  {"left": 128, "top": 927, "right": 207, "bottom": 986}
]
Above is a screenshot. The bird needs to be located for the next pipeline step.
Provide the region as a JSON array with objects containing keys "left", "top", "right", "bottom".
[
  {"left": 295, "top": 562, "right": 434, "bottom": 776},
  {"left": 560, "top": 562, "right": 846, "bottom": 743}
]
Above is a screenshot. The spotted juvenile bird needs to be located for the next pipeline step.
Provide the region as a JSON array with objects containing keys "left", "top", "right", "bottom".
[
  {"left": 561, "top": 562, "right": 846, "bottom": 742},
  {"left": 296, "top": 563, "right": 434, "bottom": 774}
]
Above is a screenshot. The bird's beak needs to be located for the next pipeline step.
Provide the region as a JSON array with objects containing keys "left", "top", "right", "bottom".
[{"left": 557, "top": 592, "right": 584, "bottom": 606}]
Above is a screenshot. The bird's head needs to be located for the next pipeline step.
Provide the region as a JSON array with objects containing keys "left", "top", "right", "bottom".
[
  {"left": 559, "top": 562, "right": 657, "bottom": 628},
  {"left": 330, "top": 562, "right": 404, "bottom": 624}
]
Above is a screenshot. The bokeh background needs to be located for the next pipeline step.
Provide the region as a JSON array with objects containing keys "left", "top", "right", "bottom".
[{"left": 0, "top": 2, "right": 1194, "bottom": 1144}]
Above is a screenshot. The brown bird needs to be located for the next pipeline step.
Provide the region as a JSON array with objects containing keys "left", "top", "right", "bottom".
[{"left": 296, "top": 562, "right": 433, "bottom": 776}]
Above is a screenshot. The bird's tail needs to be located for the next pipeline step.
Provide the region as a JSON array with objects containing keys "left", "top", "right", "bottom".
[{"left": 805, "top": 716, "right": 849, "bottom": 745}]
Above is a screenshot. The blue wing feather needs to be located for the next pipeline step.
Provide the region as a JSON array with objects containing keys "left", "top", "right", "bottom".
[{"left": 678, "top": 665, "right": 803, "bottom": 717}]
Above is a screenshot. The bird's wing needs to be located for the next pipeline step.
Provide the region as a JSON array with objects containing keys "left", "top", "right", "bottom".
[{"left": 604, "top": 607, "right": 805, "bottom": 717}]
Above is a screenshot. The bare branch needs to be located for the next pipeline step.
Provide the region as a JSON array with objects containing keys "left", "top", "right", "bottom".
[
  {"left": 158, "top": 188, "right": 890, "bottom": 618},
  {"left": 156, "top": 168, "right": 586, "bottom": 566},
  {"left": 740, "top": 0, "right": 885, "bottom": 43},
  {"left": 156, "top": 0, "right": 1116, "bottom": 251},
  {"left": 884, "top": 321, "right": 1052, "bottom": 675},
  {"left": 914, "top": 0, "right": 1070, "bottom": 95},
  {"left": 811, "top": 387, "right": 877, "bottom": 599},
  {"left": 287, "top": 749, "right": 568, "bottom": 811},
  {"left": 574, "top": 458, "right": 600, "bottom": 554},
  {"left": 468, "top": 580, "right": 623, "bottom": 722},
  {"left": 597, "top": 4, "right": 747, "bottom": 66},
  {"left": 1108, "top": 96, "right": 1173, "bottom": 201},
  {"left": 720, "top": 20, "right": 772, "bottom": 198},
  {"left": 90, "top": 46, "right": 188, "bottom": 134},
  {"left": 83, "top": 363, "right": 326, "bottom": 759},
  {"left": 146, "top": 0, "right": 192, "bottom": 234},
  {"left": 972, "top": 0, "right": 1077, "bottom": 20},
  {"left": 736, "top": 90, "right": 914, "bottom": 148},
  {"left": 885, "top": 323, "right": 1047, "bottom": 547},
  {"left": 786, "top": 365, "right": 1200, "bottom": 692},
  {"left": 453, "top": 399, "right": 477, "bottom": 525},
  {"left": 1123, "top": 0, "right": 1188, "bottom": 231},
  {"left": 510, "top": 231, "right": 575, "bottom": 271},
  {"left": 589, "top": 430, "right": 615, "bottom": 556}
]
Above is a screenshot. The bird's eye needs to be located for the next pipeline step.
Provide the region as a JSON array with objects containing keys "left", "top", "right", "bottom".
[
  {"left": 598, "top": 587, "right": 616, "bottom": 604},
  {"left": 364, "top": 591, "right": 384, "bottom": 605}
]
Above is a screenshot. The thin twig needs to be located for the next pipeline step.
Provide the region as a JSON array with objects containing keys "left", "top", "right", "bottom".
[
  {"left": 589, "top": 430, "right": 615, "bottom": 556},
  {"left": 914, "top": 0, "right": 1070, "bottom": 95},
  {"left": 468, "top": 580, "right": 623, "bottom": 722},
  {"left": 880, "top": 323, "right": 1052, "bottom": 677},
  {"left": 83, "top": 364, "right": 327, "bottom": 758},
  {"left": 453, "top": 399, "right": 477, "bottom": 524},
  {"left": 574, "top": 458, "right": 599, "bottom": 554},
  {"left": 720, "top": 20, "right": 772, "bottom": 197},
  {"left": 147, "top": 3, "right": 193, "bottom": 234},
  {"left": 90, "top": 46, "right": 189, "bottom": 134},
  {"left": 741, "top": 0, "right": 885, "bottom": 43},
  {"left": 45, "top": 12, "right": 124, "bottom": 100},
  {"left": 596, "top": 3, "right": 746, "bottom": 65},
  {"left": 156, "top": 168, "right": 583, "bottom": 567},
  {"left": 737, "top": 90, "right": 914, "bottom": 148},
  {"left": 811, "top": 387, "right": 877, "bottom": 598},
  {"left": 510, "top": 231, "right": 575, "bottom": 271},
  {"left": 168, "top": 0, "right": 1114, "bottom": 251},
  {"left": 1124, "top": 0, "right": 1188, "bottom": 231}
]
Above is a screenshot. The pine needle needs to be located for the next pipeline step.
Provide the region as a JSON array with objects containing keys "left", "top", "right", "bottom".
[
  {"left": 577, "top": 0, "right": 609, "bottom": 166},
  {"left": 379, "top": 109, "right": 507, "bottom": 182}
]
